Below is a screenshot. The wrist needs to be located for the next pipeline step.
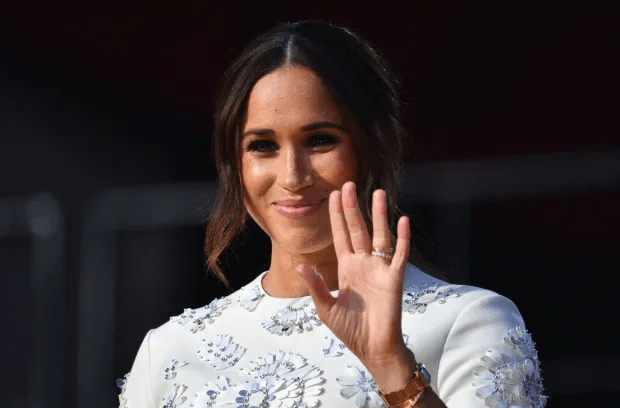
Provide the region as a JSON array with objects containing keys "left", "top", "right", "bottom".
[{"left": 365, "top": 347, "right": 417, "bottom": 393}]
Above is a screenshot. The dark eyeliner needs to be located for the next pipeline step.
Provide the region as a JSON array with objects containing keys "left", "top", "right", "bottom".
[
  {"left": 245, "top": 139, "right": 275, "bottom": 153},
  {"left": 310, "top": 133, "right": 339, "bottom": 146},
  {"left": 245, "top": 133, "right": 339, "bottom": 153}
]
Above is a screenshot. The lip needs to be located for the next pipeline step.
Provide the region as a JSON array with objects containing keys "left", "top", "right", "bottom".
[
  {"left": 273, "top": 198, "right": 322, "bottom": 207},
  {"left": 273, "top": 198, "right": 326, "bottom": 219}
]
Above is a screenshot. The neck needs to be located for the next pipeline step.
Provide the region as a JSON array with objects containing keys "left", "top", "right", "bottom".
[{"left": 262, "top": 242, "right": 339, "bottom": 298}]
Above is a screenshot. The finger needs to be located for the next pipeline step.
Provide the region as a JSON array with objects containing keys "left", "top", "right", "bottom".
[
  {"left": 296, "top": 264, "right": 337, "bottom": 320},
  {"left": 341, "top": 181, "right": 371, "bottom": 254},
  {"left": 371, "top": 189, "right": 392, "bottom": 259},
  {"left": 329, "top": 189, "right": 353, "bottom": 256},
  {"left": 391, "top": 216, "right": 411, "bottom": 280}
]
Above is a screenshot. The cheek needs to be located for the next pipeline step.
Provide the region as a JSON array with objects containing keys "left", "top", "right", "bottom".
[
  {"left": 242, "top": 158, "right": 265, "bottom": 189},
  {"left": 322, "top": 149, "right": 357, "bottom": 182},
  {"left": 244, "top": 165, "right": 262, "bottom": 185},
  {"left": 241, "top": 157, "right": 273, "bottom": 212}
]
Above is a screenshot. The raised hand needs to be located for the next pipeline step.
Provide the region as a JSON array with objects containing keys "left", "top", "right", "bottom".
[{"left": 297, "top": 181, "right": 416, "bottom": 392}]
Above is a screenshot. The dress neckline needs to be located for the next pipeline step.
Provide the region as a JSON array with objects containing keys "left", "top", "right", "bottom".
[
  {"left": 251, "top": 270, "right": 340, "bottom": 301},
  {"left": 247, "top": 263, "right": 422, "bottom": 302}
]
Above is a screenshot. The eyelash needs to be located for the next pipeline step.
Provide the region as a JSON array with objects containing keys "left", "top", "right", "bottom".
[{"left": 245, "top": 134, "right": 339, "bottom": 153}]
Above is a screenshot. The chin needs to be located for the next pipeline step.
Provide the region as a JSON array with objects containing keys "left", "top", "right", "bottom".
[{"left": 276, "top": 235, "right": 333, "bottom": 254}]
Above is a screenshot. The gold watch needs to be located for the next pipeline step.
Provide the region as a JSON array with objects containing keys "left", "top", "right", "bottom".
[{"left": 378, "top": 362, "right": 431, "bottom": 406}]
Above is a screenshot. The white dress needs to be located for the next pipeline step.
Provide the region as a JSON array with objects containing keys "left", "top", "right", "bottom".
[{"left": 118, "top": 263, "right": 547, "bottom": 408}]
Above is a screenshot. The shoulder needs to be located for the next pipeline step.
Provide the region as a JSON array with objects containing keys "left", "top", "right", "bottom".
[
  {"left": 401, "top": 264, "right": 526, "bottom": 361},
  {"left": 401, "top": 264, "right": 547, "bottom": 407},
  {"left": 119, "top": 282, "right": 263, "bottom": 408},
  {"left": 402, "top": 263, "right": 521, "bottom": 324},
  {"left": 148, "top": 292, "right": 242, "bottom": 347},
  {"left": 147, "top": 273, "right": 267, "bottom": 349},
  {"left": 400, "top": 263, "right": 525, "bottom": 360}
]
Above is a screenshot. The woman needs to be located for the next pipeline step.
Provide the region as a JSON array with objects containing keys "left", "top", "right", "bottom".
[{"left": 118, "top": 20, "right": 546, "bottom": 408}]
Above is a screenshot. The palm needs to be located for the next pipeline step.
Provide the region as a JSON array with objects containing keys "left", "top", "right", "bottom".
[{"left": 298, "top": 181, "right": 410, "bottom": 366}]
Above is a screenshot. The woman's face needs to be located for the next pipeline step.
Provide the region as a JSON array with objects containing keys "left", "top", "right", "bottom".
[{"left": 241, "top": 64, "right": 359, "bottom": 254}]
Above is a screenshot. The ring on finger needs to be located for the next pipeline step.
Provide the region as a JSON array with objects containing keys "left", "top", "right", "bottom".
[{"left": 371, "top": 247, "right": 394, "bottom": 260}]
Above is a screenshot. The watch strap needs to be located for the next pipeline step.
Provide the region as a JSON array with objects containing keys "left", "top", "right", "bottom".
[{"left": 378, "top": 362, "right": 431, "bottom": 406}]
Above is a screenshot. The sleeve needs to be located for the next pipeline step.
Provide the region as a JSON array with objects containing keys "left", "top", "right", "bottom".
[
  {"left": 118, "top": 329, "right": 156, "bottom": 408},
  {"left": 437, "top": 292, "right": 547, "bottom": 408}
]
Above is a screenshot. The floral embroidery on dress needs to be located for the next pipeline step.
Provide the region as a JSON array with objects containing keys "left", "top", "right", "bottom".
[
  {"left": 165, "top": 359, "right": 189, "bottom": 380},
  {"left": 197, "top": 333, "right": 246, "bottom": 370},
  {"left": 238, "top": 285, "right": 265, "bottom": 311},
  {"left": 230, "top": 350, "right": 324, "bottom": 407},
  {"left": 473, "top": 326, "right": 547, "bottom": 408},
  {"left": 322, "top": 334, "right": 409, "bottom": 359},
  {"left": 322, "top": 336, "right": 345, "bottom": 358},
  {"left": 336, "top": 365, "right": 385, "bottom": 408},
  {"left": 189, "top": 376, "right": 233, "bottom": 407},
  {"left": 262, "top": 298, "right": 322, "bottom": 335},
  {"left": 162, "top": 383, "right": 188, "bottom": 407},
  {"left": 401, "top": 282, "right": 460, "bottom": 314},
  {"left": 117, "top": 373, "right": 129, "bottom": 408},
  {"left": 170, "top": 297, "right": 231, "bottom": 333}
]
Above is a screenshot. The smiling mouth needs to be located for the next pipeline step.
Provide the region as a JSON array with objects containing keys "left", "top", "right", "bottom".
[{"left": 273, "top": 198, "right": 326, "bottom": 219}]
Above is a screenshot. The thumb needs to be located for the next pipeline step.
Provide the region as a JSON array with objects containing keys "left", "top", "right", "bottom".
[{"left": 297, "top": 264, "right": 337, "bottom": 319}]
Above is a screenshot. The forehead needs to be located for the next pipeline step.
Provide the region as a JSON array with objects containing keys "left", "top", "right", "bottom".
[{"left": 243, "top": 65, "right": 345, "bottom": 129}]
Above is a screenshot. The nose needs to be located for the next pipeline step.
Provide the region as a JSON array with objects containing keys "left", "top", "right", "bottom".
[{"left": 278, "top": 143, "right": 314, "bottom": 191}]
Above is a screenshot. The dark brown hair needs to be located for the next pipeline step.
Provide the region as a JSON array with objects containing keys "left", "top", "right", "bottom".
[{"left": 204, "top": 20, "right": 446, "bottom": 288}]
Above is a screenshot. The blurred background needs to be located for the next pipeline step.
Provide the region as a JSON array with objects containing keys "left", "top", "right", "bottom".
[{"left": 1, "top": 1, "right": 617, "bottom": 407}]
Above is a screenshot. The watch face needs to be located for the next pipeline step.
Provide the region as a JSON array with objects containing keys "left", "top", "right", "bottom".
[{"left": 420, "top": 363, "right": 431, "bottom": 382}]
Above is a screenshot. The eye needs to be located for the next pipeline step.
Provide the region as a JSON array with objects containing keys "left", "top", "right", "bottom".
[
  {"left": 308, "top": 133, "right": 339, "bottom": 147},
  {"left": 245, "top": 133, "right": 339, "bottom": 153},
  {"left": 245, "top": 140, "right": 276, "bottom": 153}
]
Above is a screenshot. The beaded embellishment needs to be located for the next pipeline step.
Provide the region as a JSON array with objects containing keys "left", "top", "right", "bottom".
[
  {"left": 473, "top": 326, "right": 547, "bottom": 408},
  {"left": 164, "top": 359, "right": 189, "bottom": 380},
  {"left": 322, "top": 336, "right": 346, "bottom": 358},
  {"left": 237, "top": 285, "right": 265, "bottom": 311},
  {"left": 401, "top": 282, "right": 460, "bottom": 314},
  {"left": 322, "top": 333, "right": 409, "bottom": 360},
  {"left": 197, "top": 333, "right": 245, "bottom": 370},
  {"left": 116, "top": 373, "right": 129, "bottom": 408},
  {"left": 189, "top": 376, "right": 232, "bottom": 407},
  {"left": 336, "top": 365, "right": 386, "bottom": 408},
  {"left": 170, "top": 297, "right": 231, "bottom": 333},
  {"left": 162, "top": 383, "right": 188, "bottom": 408},
  {"left": 262, "top": 298, "right": 322, "bottom": 335},
  {"left": 232, "top": 350, "right": 324, "bottom": 407}
]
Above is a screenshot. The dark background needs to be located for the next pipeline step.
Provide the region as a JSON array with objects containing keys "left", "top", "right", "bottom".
[{"left": 1, "top": 1, "right": 617, "bottom": 407}]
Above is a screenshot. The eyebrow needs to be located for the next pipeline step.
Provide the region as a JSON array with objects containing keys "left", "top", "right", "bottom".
[{"left": 242, "top": 121, "right": 349, "bottom": 139}]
